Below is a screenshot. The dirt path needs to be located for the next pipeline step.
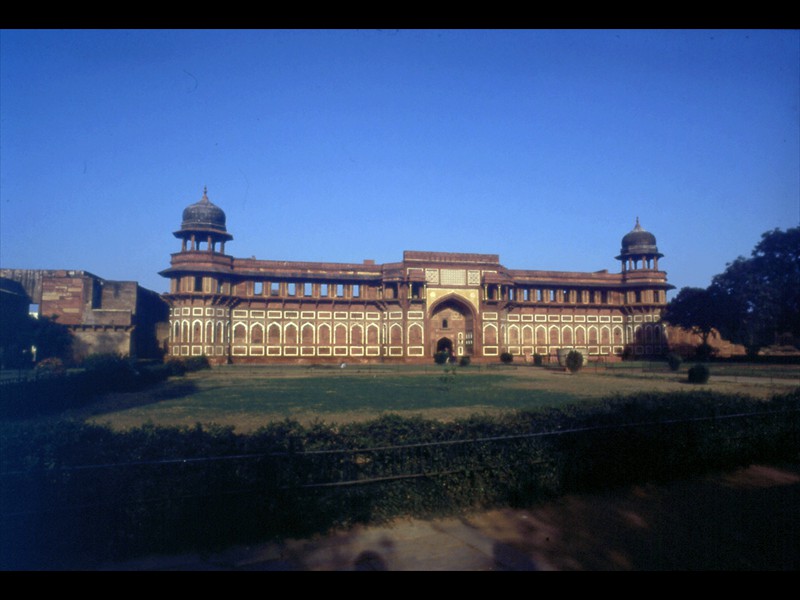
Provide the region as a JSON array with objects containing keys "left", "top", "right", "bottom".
[{"left": 96, "top": 462, "right": 800, "bottom": 571}]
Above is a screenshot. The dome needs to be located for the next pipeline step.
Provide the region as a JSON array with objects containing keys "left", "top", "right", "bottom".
[
  {"left": 180, "top": 187, "right": 228, "bottom": 233},
  {"left": 619, "top": 217, "right": 660, "bottom": 256}
]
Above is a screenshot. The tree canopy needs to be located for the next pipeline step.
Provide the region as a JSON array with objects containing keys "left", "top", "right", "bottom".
[
  {"left": 665, "top": 227, "right": 799, "bottom": 356},
  {"left": 661, "top": 287, "right": 717, "bottom": 345}
]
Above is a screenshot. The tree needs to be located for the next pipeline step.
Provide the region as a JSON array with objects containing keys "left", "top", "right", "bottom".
[
  {"left": 565, "top": 350, "right": 584, "bottom": 373},
  {"left": 662, "top": 287, "right": 718, "bottom": 348},
  {"left": 709, "top": 227, "right": 800, "bottom": 356}
]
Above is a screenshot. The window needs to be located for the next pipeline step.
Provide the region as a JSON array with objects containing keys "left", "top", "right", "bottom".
[
  {"left": 270, "top": 282, "right": 280, "bottom": 296},
  {"left": 194, "top": 277, "right": 203, "bottom": 292},
  {"left": 442, "top": 318, "right": 449, "bottom": 329},
  {"left": 254, "top": 282, "right": 263, "bottom": 295},
  {"left": 320, "top": 283, "right": 329, "bottom": 297},
  {"left": 304, "top": 282, "right": 313, "bottom": 297},
  {"left": 352, "top": 284, "right": 360, "bottom": 298},
  {"left": 287, "top": 283, "right": 296, "bottom": 296},
  {"left": 336, "top": 284, "right": 344, "bottom": 298}
]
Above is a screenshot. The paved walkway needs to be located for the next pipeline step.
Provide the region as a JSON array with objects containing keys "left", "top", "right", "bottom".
[{"left": 99, "top": 463, "right": 800, "bottom": 571}]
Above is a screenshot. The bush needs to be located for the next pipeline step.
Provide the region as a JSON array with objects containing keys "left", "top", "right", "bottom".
[
  {"left": 688, "top": 363, "right": 710, "bottom": 384},
  {"left": 434, "top": 351, "right": 449, "bottom": 365},
  {"left": 34, "top": 357, "right": 66, "bottom": 378},
  {"left": 183, "top": 355, "right": 210, "bottom": 372},
  {"left": 459, "top": 355, "right": 471, "bottom": 367},
  {"left": 80, "top": 353, "right": 138, "bottom": 392},
  {"left": 4, "top": 388, "right": 798, "bottom": 568},
  {"left": 533, "top": 353, "right": 543, "bottom": 367},
  {"left": 667, "top": 353, "right": 682, "bottom": 372},
  {"left": 499, "top": 352, "right": 513, "bottom": 364},
  {"left": 565, "top": 350, "right": 584, "bottom": 373},
  {"left": 165, "top": 358, "right": 188, "bottom": 376}
]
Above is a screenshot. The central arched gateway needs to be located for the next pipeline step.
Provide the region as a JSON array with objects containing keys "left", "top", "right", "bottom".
[{"left": 429, "top": 295, "right": 475, "bottom": 358}]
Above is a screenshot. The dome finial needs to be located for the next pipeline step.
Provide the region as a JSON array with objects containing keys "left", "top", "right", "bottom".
[
  {"left": 634, "top": 216, "right": 642, "bottom": 230},
  {"left": 201, "top": 186, "right": 209, "bottom": 203}
]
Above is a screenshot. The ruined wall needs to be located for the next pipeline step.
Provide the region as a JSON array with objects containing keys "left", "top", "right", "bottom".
[
  {"left": 0, "top": 269, "right": 169, "bottom": 362},
  {"left": 665, "top": 326, "right": 746, "bottom": 358}
]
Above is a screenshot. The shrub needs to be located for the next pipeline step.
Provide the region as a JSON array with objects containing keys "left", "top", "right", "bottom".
[
  {"left": 82, "top": 353, "right": 134, "bottom": 374},
  {"left": 434, "top": 351, "right": 449, "bottom": 365},
  {"left": 80, "top": 353, "right": 138, "bottom": 392},
  {"left": 500, "top": 352, "right": 513, "bottom": 364},
  {"left": 34, "top": 357, "right": 66, "bottom": 378},
  {"left": 183, "top": 355, "right": 210, "bottom": 372},
  {"left": 688, "top": 363, "right": 710, "bottom": 384},
  {"left": 666, "top": 353, "right": 682, "bottom": 372},
  {"left": 565, "top": 350, "right": 584, "bottom": 373},
  {"left": 533, "top": 353, "right": 543, "bottom": 367},
  {"left": 165, "top": 358, "right": 188, "bottom": 376},
  {"left": 459, "top": 356, "right": 471, "bottom": 367}
]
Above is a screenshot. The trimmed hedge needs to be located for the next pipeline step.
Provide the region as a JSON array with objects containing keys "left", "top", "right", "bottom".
[
  {"left": 1, "top": 388, "right": 798, "bottom": 568},
  {"left": 688, "top": 363, "right": 711, "bottom": 384}
]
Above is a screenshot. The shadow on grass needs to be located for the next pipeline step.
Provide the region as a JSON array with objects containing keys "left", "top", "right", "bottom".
[{"left": 73, "top": 379, "right": 200, "bottom": 419}]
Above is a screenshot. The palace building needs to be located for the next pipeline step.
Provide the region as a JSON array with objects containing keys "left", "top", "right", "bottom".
[{"left": 161, "top": 189, "right": 674, "bottom": 364}]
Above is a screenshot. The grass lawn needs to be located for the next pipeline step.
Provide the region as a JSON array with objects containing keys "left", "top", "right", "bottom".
[{"left": 72, "top": 362, "right": 800, "bottom": 434}]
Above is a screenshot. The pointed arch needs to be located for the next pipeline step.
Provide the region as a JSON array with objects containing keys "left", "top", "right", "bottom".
[
  {"left": 267, "top": 322, "right": 281, "bottom": 345},
  {"left": 301, "top": 323, "right": 315, "bottom": 345},
  {"left": 192, "top": 319, "right": 204, "bottom": 343},
  {"left": 536, "top": 325, "right": 547, "bottom": 345},
  {"left": 408, "top": 322, "right": 423, "bottom": 345},
  {"left": 350, "top": 323, "right": 364, "bottom": 346},
  {"left": 284, "top": 323, "right": 298, "bottom": 346},
  {"left": 389, "top": 323, "right": 403, "bottom": 345},
  {"left": 334, "top": 323, "right": 348, "bottom": 345},
  {"left": 366, "top": 323, "right": 379, "bottom": 345},
  {"left": 522, "top": 324, "right": 533, "bottom": 345},
  {"left": 250, "top": 322, "right": 264, "bottom": 344},
  {"left": 233, "top": 322, "right": 247, "bottom": 344},
  {"left": 483, "top": 323, "right": 498, "bottom": 345},
  {"left": 318, "top": 323, "right": 331, "bottom": 346}
]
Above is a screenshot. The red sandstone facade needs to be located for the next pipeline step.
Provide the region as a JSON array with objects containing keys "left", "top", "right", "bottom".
[
  {"left": 0, "top": 268, "right": 168, "bottom": 362},
  {"left": 161, "top": 190, "right": 674, "bottom": 364}
]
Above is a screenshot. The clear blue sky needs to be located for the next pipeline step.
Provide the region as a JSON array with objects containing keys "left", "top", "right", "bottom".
[{"left": 1, "top": 29, "right": 798, "bottom": 296}]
